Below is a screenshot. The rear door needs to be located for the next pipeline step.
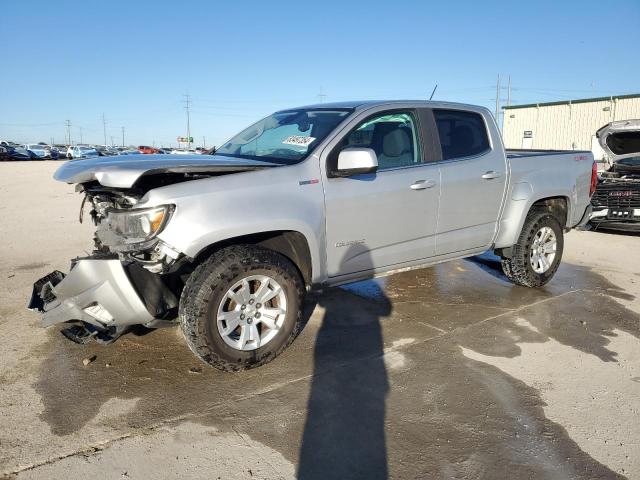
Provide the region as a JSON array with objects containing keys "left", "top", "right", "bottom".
[
  {"left": 433, "top": 109, "right": 507, "bottom": 255},
  {"left": 322, "top": 108, "right": 441, "bottom": 277}
]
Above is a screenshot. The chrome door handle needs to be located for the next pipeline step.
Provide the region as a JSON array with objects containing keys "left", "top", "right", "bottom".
[
  {"left": 410, "top": 180, "right": 436, "bottom": 190},
  {"left": 481, "top": 171, "right": 501, "bottom": 180}
]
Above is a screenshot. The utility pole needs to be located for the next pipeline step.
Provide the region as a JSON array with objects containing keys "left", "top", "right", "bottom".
[
  {"left": 202, "top": 136, "right": 206, "bottom": 148},
  {"left": 182, "top": 94, "right": 192, "bottom": 149},
  {"left": 317, "top": 86, "right": 327, "bottom": 103},
  {"left": 110, "top": 136, "right": 114, "bottom": 146},
  {"left": 507, "top": 75, "right": 512, "bottom": 107},
  {"left": 495, "top": 74, "right": 501, "bottom": 119},
  {"left": 79, "top": 126, "right": 83, "bottom": 144},
  {"left": 65, "top": 120, "right": 72, "bottom": 145},
  {"left": 121, "top": 126, "right": 125, "bottom": 147},
  {"left": 102, "top": 113, "right": 107, "bottom": 146}
]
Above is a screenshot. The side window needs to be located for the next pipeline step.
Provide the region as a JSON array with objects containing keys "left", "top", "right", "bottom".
[
  {"left": 341, "top": 111, "right": 422, "bottom": 170},
  {"left": 433, "top": 109, "right": 490, "bottom": 160}
]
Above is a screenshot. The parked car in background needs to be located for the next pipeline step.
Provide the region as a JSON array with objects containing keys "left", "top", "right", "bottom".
[
  {"left": 23, "top": 144, "right": 49, "bottom": 159},
  {"left": 590, "top": 120, "right": 640, "bottom": 231},
  {"left": 66, "top": 145, "right": 98, "bottom": 159},
  {"left": 51, "top": 145, "right": 68, "bottom": 160},
  {"left": 171, "top": 148, "right": 197, "bottom": 155},
  {"left": 138, "top": 145, "right": 160, "bottom": 154},
  {"left": 31, "top": 100, "right": 596, "bottom": 371},
  {"left": 95, "top": 145, "right": 120, "bottom": 156},
  {"left": 119, "top": 149, "right": 143, "bottom": 155},
  {"left": 1, "top": 145, "right": 32, "bottom": 161}
]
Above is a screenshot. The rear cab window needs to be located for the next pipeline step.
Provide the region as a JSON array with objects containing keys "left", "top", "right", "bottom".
[{"left": 433, "top": 109, "right": 490, "bottom": 160}]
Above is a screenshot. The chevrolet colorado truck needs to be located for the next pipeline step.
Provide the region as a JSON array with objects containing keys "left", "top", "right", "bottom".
[{"left": 29, "top": 100, "right": 597, "bottom": 371}]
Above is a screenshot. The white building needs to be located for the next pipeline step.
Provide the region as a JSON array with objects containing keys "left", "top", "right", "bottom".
[{"left": 502, "top": 93, "right": 640, "bottom": 160}]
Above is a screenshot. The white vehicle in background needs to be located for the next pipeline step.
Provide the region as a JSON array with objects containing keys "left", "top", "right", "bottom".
[
  {"left": 23, "top": 144, "right": 49, "bottom": 159},
  {"left": 66, "top": 145, "right": 99, "bottom": 159},
  {"left": 171, "top": 149, "right": 197, "bottom": 155}
]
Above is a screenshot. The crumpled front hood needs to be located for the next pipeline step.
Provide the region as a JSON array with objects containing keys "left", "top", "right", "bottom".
[
  {"left": 53, "top": 154, "right": 275, "bottom": 188},
  {"left": 597, "top": 119, "right": 640, "bottom": 162}
]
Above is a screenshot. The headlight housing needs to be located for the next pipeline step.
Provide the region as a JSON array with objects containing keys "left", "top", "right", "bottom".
[{"left": 106, "top": 205, "right": 174, "bottom": 245}]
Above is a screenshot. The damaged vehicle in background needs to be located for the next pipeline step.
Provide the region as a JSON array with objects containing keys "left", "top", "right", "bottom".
[
  {"left": 29, "top": 100, "right": 596, "bottom": 372},
  {"left": 590, "top": 120, "right": 640, "bottom": 231}
]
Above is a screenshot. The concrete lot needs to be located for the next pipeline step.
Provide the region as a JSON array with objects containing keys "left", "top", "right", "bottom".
[{"left": 1, "top": 161, "right": 639, "bottom": 479}]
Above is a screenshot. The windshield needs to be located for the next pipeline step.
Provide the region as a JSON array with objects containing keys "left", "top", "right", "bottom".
[{"left": 216, "top": 108, "right": 352, "bottom": 164}]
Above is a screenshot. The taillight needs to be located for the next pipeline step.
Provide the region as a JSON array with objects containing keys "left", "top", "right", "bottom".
[{"left": 589, "top": 161, "right": 598, "bottom": 197}]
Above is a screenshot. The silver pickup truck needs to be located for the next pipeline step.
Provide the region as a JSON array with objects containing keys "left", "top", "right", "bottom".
[{"left": 29, "top": 100, "right": 596, "bottom": 371}]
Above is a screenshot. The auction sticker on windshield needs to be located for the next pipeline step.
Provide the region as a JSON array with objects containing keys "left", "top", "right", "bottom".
[{"left": 283, "top": 135, "right": 315, "bottom": 147}]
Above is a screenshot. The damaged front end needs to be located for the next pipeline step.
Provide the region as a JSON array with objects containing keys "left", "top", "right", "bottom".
[
  {"left": 29, "top": 182, "right": 186, "bottom": 343},
  {"left": 591, "top": 120, "right": 640, "bottom": 231},
  {"left": 29, "top": 154, "right": 274, "bottom": 343}
]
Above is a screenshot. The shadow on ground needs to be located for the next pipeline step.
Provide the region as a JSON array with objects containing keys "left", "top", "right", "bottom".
[{"left": 32, "top": 254, "right": 638, "bottom": 479}]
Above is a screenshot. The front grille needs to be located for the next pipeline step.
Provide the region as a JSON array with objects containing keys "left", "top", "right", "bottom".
[{"left": 592, "top": 182, "right": 640, "bottom": 208}]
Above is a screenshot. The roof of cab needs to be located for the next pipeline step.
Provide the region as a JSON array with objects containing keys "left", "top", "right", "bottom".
[{"left": 282, "top": 99, "right": 489, "bottom": 113}]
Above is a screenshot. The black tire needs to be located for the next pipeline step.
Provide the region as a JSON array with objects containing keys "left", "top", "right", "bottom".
[
  {"left": 500, "top": 209, "right": 564, "bottom": 288},
  {"left": 179, "top": 245, "right": 305, "bottom": 371}
]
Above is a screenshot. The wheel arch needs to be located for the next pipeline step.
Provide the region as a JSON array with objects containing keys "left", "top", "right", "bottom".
[
  {"left": 530, "top": 196, "right": 569, "bottom": 226},
  {"left": 495, "top": 193, "right": 571, "bottom": 250},
  {"left": 191, "top": 230, "right": 314, "bottom": 287}
]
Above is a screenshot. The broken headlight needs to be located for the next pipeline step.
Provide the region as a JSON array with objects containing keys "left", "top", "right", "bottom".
[{"left": 106, "top": 205, "right": 174, "bottom": 244}]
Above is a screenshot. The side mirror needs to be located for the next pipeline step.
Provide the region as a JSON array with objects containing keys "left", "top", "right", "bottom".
[{"left": 333, "top": 147, "right": 378, "bottom": 177}]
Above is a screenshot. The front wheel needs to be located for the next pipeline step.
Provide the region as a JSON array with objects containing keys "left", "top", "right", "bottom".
[
  {"left": 500, "top": 209, "right": 564, "bottom": 288},
  {"left": 179, "top": 245, "right": 305, "bottom": 371}
]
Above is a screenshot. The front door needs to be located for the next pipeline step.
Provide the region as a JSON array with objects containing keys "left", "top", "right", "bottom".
[{"left": 322, "top": 110, "right": 440, "bottom": 277}]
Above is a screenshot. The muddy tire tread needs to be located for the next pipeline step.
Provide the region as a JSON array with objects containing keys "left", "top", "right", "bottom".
[
  {"left": 179, "top": 245, "right": 304, "bottom": 372},
  {"left": 500, "top": 209, "right": 564, "bottom": 288}
]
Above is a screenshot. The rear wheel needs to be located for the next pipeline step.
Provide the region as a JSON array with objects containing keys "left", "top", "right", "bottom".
[
  {"left": 179, "top": 245, "right": 305, "bottom": 371},
  {"left": 500, "top": 209, "right": 564, "bottom": 287}
]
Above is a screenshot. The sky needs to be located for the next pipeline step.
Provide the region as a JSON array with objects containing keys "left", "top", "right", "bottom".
[{"left": 1, "top": 0, "right": 639, "bottom": 147}]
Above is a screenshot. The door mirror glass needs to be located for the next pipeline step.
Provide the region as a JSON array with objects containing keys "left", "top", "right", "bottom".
[{"left": 335, "top": 147, "right": 378, "bottom": 177}]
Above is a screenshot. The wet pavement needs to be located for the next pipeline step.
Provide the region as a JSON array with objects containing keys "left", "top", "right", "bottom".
[
  {"left": 1, "top": 163, "right": 639, "bottom": 479},
  {"left": 17, "top": 255, "right": 638, "bottom": 479}
]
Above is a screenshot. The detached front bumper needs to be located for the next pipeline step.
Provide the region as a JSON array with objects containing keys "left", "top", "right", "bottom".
[{"left": 29, "top": 258, "right": 155, "bottom": 328}]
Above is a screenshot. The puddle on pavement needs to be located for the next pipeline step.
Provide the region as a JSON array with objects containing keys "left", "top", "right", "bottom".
[{"left": 31, "top": 255, "right": 639, "bottom": 478}]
